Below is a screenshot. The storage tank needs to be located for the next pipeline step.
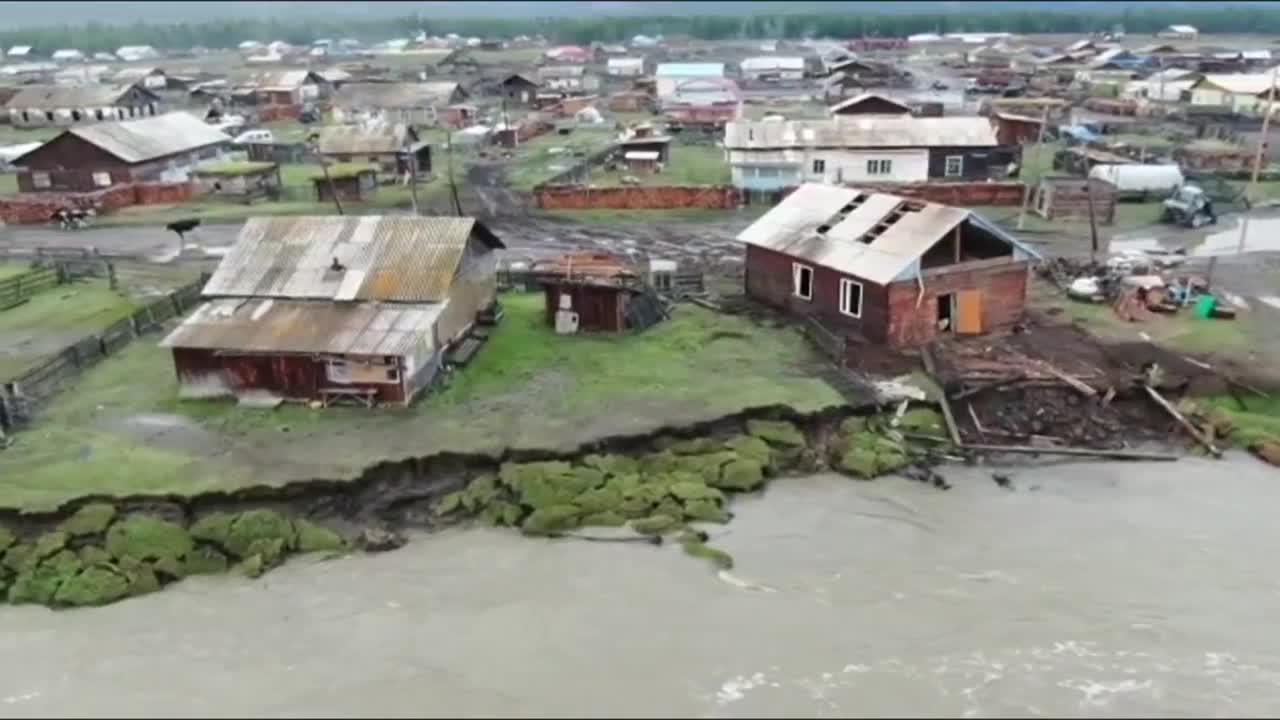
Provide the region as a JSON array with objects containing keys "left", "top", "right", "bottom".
[{"left": 1089, "top": 163, "right": 1184, "bottom": 198}]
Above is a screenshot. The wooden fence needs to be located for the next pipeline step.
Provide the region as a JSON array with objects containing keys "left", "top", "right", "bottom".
[
  {"left": 497, "top": 268, "right": 706, "bottom": 298},
  {"left": 0, "top": 252, "right": 116, "bottom": 310},
  {"left": 0, "top": 267, "right": 58, "bottom": 311},
  {"left": 804, "top": 315, "right": 848, "bottom": 364},
  {"left": 0, "top": 276, "right": 206, "bottom": 435}
]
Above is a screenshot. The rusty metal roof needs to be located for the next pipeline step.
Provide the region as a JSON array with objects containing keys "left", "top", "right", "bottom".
[
  {"left": 159, "top": 298, "right": 443, "bottom": 356},
  {"left": 202, "top": 216, "right": 504, "bottom": 303},
  {"left": 316, "top": 123, "right": 412, "bottom": 154},
  {"left": 737, "top": 183, "right": 1036, "bottom": 285},
  {"left": 530, "top": 251, "right": 640, "bottom": 280},
  {"left": 51, "top": 111, "right": 231, "bottom": 164}
]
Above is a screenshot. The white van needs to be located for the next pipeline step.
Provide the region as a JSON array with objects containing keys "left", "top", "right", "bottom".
[{"left": 231, "top": 129, "right": 274, "bottom": 145}]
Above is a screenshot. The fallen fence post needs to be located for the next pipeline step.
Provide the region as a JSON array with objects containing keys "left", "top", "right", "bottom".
[
  {"left": 921, "top": 344, "right": 964, "bottom": 447},
  {"left": 1142, "top": 384, "right": 1222, "bottom": 458},
  {"left": 960, "top": 443, "right": 1180, "bottom": 462}
]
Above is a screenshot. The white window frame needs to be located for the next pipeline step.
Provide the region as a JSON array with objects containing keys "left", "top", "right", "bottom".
[
  {"left": 944, "top": 155, "right": 964, "bottom": 177},
  {"left": 31, "top": 171, "right": 51, "bottom": 189},
  {"left": 812, "top": 158, "right": 825, "bottom": 174},
  {"left": 838, "top": 278, "right": 863, "bottom": 318},
  {"left": 792, "top": 262, "right": 814, "bottom": 301},
  {"left": 91, "top": 171, "right": 111, "bottom": 187},
  {"left": 866, "top": 158, "right": 893, "bottom": 176},
  {"left": 327, "top": 359, "right": 352, "bottom": 383}
]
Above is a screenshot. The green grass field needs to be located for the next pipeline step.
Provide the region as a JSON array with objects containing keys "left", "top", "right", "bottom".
[
  {"left": 593, "top": 143, "right": 731, "bottom": 187},
  {"left": 0, "top": 279, "right": 137, "bottom": 379},
  {"left": 503, "top": 128, "right": 618, "bottom": 190},
  {"left": 0, "top": 292, "right": 843, "bottom": 510},
  {"left": 0, "top": 262, "right": 34, "bottom": 281}
]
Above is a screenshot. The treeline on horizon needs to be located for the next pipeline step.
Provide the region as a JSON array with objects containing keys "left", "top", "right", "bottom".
[{"left": 1, "top": 6, "right": 1278, "bottom": 52}]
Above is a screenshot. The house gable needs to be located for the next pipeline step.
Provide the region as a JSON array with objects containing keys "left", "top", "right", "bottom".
[
  {"left": 12, "top": 131, "right": 130, "bottom": 169},
  {"left": 830, "top": 94, "right": 912, "bottom": 116}
]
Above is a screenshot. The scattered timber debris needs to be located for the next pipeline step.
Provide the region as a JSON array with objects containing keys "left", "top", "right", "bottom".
[{"left": 915, "top": 321, "right": 1261, "bottom": 461}]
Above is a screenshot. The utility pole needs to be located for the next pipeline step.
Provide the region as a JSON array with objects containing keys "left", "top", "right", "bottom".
[
  {"left": 446, "top": 130, "right": 463, "bottom": 217},
  {"left": 1083, "top": 151, "right": 1099, "bottom": 261},
  {"left": 407, "top": 146, "right": 421, "bottom": 215},
  {"left": 1237, "top": 63, "right": 1278, "bottom": 255},
  {"left": 1016, "top": 105, "right": 1051, "bottom": 230}
]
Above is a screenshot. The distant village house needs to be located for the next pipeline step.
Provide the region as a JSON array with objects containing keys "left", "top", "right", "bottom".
[
  {"left": 5, "top": 83, "right": 162, "bottom": 128},
  {"left": 11, "top": 111, "right": 230, "bottom": 192},
  {"left": 723, "top": 116, "right": 1015, "bottom": 191},
  {"left": 315, "top": 123, "right": 431, "bottom": 178},
  {"left": 331, "top": 82, "right": 467, "bottom": 126}
]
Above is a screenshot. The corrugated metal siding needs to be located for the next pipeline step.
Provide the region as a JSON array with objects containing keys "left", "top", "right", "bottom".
[{"left": 161, "top": 298, "right": 442, "bottom": 356}]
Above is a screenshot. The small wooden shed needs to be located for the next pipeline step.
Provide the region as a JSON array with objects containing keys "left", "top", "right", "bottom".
[
  {"left": 192, "top": 161, "right": 282, "bottom": 201},
  {"left": 1034, "top": 176, "right": 1117, "bottom": 223},
  {"left": 531, "top": 251, "right": 665, "bottom": 333},
  {"left": 313, "top": 163, "right": 377, "bottom": 203}
]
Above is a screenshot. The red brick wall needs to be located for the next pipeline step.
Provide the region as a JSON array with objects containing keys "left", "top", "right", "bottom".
[
  {"left": 257, "top": 103, "right": 302, "bottom": 122},
  {"left": 863, "top": 181, "right": 1025, "bottom": 206},
  {"left": 134, "top": 182, "right": 193, "bottom": 204},
  {"left": 0, "top": 182, "right": 193, "bottom": 223},
  {"left": 883, "top": 260, "right": 1029, "bottom": 346},
  {"left": 768, "top": 181, "right": 1024, "bottom": 207},
  {"left": 535, "top": 185, "right": 740, "bottom": 209}
]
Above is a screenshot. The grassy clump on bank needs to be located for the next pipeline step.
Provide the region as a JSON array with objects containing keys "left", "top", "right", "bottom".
[
  {"left": 1183, "top": 394, "right": 1280, "bottom": 464},
  {"left": 0, "top": 509, "right": 347, "bottom": 609},
  {"left": 433, "top": 409, "right": 944, "bottom": 572}
]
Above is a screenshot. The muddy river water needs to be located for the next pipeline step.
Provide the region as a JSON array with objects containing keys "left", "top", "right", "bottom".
[{"left": 3, "top": 456, "right": 1279, "bottom": 718}]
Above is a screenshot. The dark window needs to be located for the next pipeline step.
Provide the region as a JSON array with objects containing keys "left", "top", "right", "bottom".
[
  {"left": 839, "top": 278, "right": 863, "bottom": 318},
  {"left": 813, "top": 159, "right": 825, "bottom": 174},
  {"left": 792, "top": 263, "right": 813, "bottom": 300}
]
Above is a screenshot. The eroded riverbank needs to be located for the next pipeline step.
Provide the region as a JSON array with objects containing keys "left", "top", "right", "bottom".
[{"left": 3, "top": 458, "right": 1279, "bottom": 717}]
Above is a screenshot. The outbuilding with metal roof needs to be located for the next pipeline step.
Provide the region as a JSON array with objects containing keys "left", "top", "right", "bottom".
[{"left": 162, "top": 215, "right": 505, "bottom": 407}]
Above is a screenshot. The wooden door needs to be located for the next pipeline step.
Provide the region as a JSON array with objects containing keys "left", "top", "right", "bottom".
[{"left": 956, "top": 289, "right": 983, "bottom": 334}]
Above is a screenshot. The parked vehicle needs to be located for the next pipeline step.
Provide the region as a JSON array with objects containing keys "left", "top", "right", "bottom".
[
  {"left": 231, "top": 129, "right": 274, "bottom": 145},
  {"left": 1162, "top": 184, "right": 1218, "bottom": 228}
]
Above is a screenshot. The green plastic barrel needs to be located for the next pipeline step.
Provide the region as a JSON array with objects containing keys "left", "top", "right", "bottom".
[{"left": 1194, "top": 295, "right": 1216, "bottom": 318}]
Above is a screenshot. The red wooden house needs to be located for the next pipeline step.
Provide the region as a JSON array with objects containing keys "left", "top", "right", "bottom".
[
  {"left": 161, "top": 216, "right": 504, "bottom": 407},
  {"left": 737, "top": 183, "right": 1039, "bottom": 347}
]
